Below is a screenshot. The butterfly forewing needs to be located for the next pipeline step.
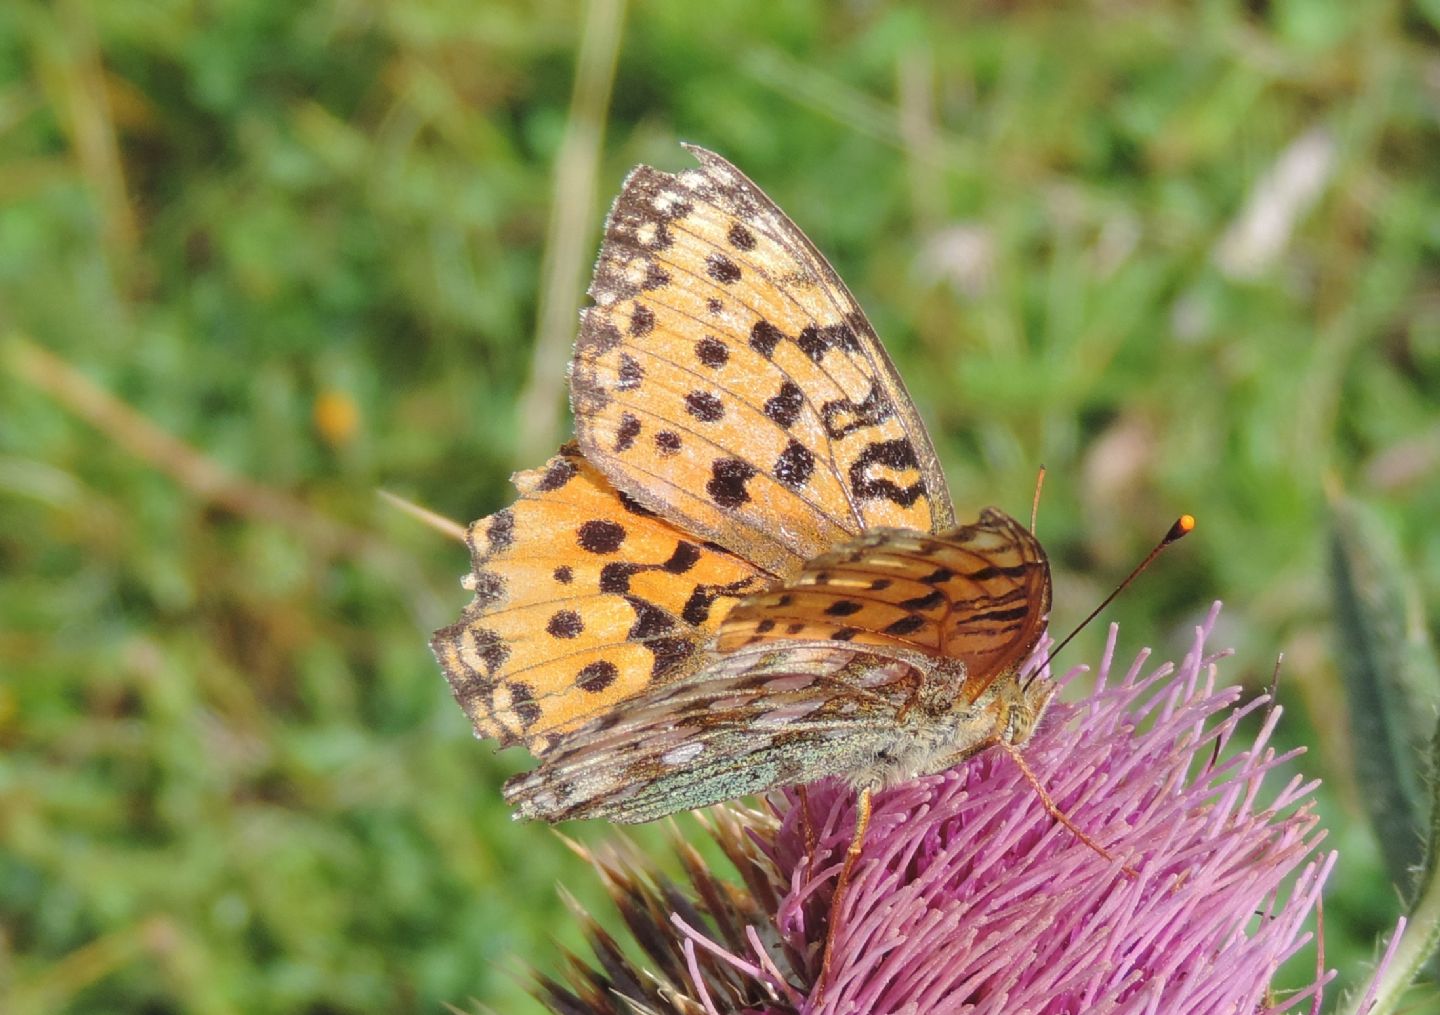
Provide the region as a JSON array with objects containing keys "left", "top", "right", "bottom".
[
  {"left": 571, "top": 146, "right": 954, "bottom": 577},
  {"left": 430, "top": 444, "right": 770, "bottom": 753}
]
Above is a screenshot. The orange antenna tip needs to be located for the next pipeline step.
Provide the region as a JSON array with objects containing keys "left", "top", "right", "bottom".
[
  {"left": 1027, "top": 513, "right": 1194, "bottom": 681},
  {"left": 1168, "top": 515, "right": 1196, "bottom": 542}
]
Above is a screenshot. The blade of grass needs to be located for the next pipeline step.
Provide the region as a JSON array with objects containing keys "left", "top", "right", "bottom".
[
  {"left": 514, "top": 0, "right": 628, "bottom": 466},
  {"left": 4, "top": 335, "right": 447, "bottom": 623}
]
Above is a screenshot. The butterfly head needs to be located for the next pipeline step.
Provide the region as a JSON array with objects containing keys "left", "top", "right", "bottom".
[{"left": 997, "top": 666, "right": 1057, "bottom": 747}]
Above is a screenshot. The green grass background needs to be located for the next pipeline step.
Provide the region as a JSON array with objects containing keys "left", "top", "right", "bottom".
[{"left": 3, "top": 1, "right": 1438, "bottom": 1011}]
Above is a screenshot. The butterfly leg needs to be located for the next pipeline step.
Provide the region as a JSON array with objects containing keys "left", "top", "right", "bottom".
[
  {"left": 815, "top": 785, "right": 872, "bottom": 999},
  {"left": 796, "top": 784, "right": 818, "bottom": 857},
  {"left": 1000, "top": 741, "right": 1137, "bottom": 877},
  {"left": 795, "top": 784, "right": 822, "bottom": 913}
]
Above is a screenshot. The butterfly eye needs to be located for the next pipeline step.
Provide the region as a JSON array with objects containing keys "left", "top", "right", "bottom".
[
  {"left": 1004, "top": 705, "right": 1023, "bottom": 743},
  {"left": 1006, "top": 679, "right": 1059, "bottom": 746},
  {"left": 1003, "top": 696, "right": 1034, "bottom": 744}
]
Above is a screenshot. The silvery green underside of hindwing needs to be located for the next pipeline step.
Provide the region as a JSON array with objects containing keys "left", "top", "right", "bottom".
[{"left": 504, "top": 640, "right": 1013, "bottom": 824}]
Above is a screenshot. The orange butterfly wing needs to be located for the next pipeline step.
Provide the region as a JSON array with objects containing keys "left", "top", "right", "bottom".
[
  {"left": 570, "top": 145, "right": 955, "bottom": 578},
  {"left": 430, "top": 445, "right": 769, "bottom": 753},
  {"left": 715, "top": 508, "right": 1051, "bottom": 702}
]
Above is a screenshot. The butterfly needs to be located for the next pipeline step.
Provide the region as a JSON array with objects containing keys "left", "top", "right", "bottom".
[{"left": 431, "top": 144, "right": 1058, "bottom": 953}]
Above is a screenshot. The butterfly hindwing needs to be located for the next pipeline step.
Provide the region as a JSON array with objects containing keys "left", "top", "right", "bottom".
[{"left": 504, "top": 642, "right": 964, "bottom": 823}]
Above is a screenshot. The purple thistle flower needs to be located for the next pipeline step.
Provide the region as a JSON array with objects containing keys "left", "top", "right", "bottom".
[{"left": 541, "top": 604, "right": 1340, "bottom": 1014}]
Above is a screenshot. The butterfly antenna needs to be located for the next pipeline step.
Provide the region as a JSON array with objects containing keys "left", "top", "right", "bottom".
[
  {"left": 1030, "top": 465, "right": 1047, "bottom": 533},
  {"left": 1028, "top": 514, "right": 1195, "bottom": 685},
  {"left": 1264, "top": 652, "right": 1284, "bottom": 725}
]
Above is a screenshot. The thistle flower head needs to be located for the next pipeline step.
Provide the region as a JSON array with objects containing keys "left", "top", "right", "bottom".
[{"left": 539, "top": 605, "right": 1337, "bottom": 1014}]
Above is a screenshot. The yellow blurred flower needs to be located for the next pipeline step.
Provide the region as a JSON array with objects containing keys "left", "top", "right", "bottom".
[{"left": 313, "top": 389, "right": 360, "bottom": 447}]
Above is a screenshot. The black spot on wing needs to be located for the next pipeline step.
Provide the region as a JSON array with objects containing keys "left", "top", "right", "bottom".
[
  {"left": 796, "top": 323, "right": 860, "bottom": 363},
  {"left": 707, "top": 458, "right": 757, "bottom": 508},
  {"left": 536, "top": 457, "right": 578, "bottom": 492},
  {"left": 706, "top": 252, "right": 741, "bottom": 284},
  {"left": 821, "top": 382, "right": 895, "bottom": 440},
  {"left": 469, "top": 570, "right": 505, "bottom": 606},
  {"left": 883, "top": 615, "right": 927, "bottom": 637},
  {"left": 655, "top": 431, "right": 682, "bottom": 456},
  {"left": 485, "top": 510, "right": 515, "bottom": 553},
  {"left": 599, "top": 561, "right": 642, "bottom": 594},
  {"left": 648, "top": 637, "right": 695, "bottom": 678},
  {"left": 577, "top": 519, "right": 626, "bottom": 554},
  {"left": 749, "top": 320, "right": 784, "bottom": 358},
  {"left": 663, "top": 541, "right": 702, "bottom": 573},
  {"left": 576, "top": 318, "right": 621, "bottom": 357},
  {"left": 626, "top": 596, "right": 676, "bottom": 639},
  {"left": 546, "top": 610, "right": 583, "bottom": 639},
  {"left": 763, "top": 380, "right": 804, "bottom": 429},
  {"left": 614, "top": 412, "right": 642, "bottom": 452},
  {"left": 972, "top": 604, "right": 1033, "bottom": 625},
  {"left": 695, "top": 336, "right": 728, "bottom": 368},
  {"left": 967, "top": 563, "right": 1033, "bottom": 581},
  {"left": 506, "top": 682, "right": 542, "bottom": 728},
  {"left": 773, "top": 439, "right": 815, "bottom": 490},
  {"left": 465, "top": 626, "right": 509, "bottom": 677},
  {"left": 576, "top": 661, "right": 618, "bottom": 693},
  {"left": 617, "top": 353, "right": 644, "bottom": 391},
  {"left": 900, "top": 590, "right": 946, "bottom": 611},
  {"left": 685, "top": 390, "right": 725, "bottom": 422},
  {"left": 629, "top": 304, "right": 655, "bottom": 337},
  {"left": 679, "top": 574, "right": 767, "bottom": 626}
]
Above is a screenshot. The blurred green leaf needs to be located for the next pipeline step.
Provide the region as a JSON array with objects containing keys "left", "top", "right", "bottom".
[{"left": 1330, "top": 496, "right": 1440, "bottom": 893}]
